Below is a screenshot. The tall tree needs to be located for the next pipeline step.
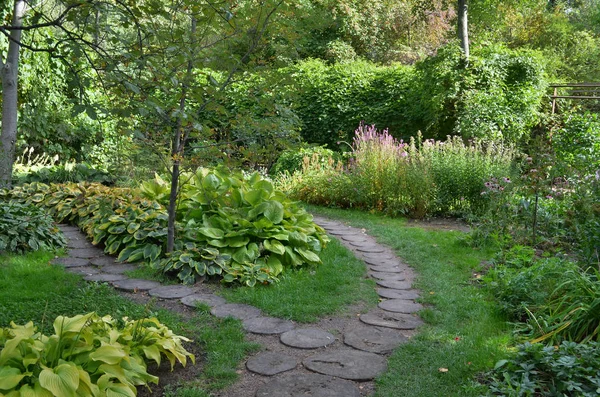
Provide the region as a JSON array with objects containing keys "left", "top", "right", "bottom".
[
  {"left": 0, "top": 0, "right": 26, "bottom": 188},
  {"left": 457, "top": 0, "right": 469, "bottom": 58}
]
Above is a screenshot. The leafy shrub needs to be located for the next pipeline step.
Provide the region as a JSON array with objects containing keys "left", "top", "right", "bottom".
[
  {"left": 416, "top": 44, "right": 547, "bottom": 142},
  {"left": 140, "top": 167, "right": 330, "bottom": 286},
  {"left": 484, "top": 257, "right": 578, "bottom": 322},
  {"left": 0, "top": 201, "right": 66, "bottom": 254},
  {"left": 0, "top": 312, "right": 193, "bottom": 397},
  {"left": 553, "top": 112, "right": 600, "bottom": 176},
  {"left": 487, "top": 341, "right": 600, "bottom": 397},
  {"left": 13, "top": 162, "right": 114, "bottom": 185},
  {"left": 270, "top": 146, "right": 342, "bottom": 175}
]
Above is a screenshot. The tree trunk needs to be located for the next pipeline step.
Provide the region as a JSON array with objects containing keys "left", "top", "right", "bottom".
[
  {"left": 166, "top": 17, "right": 197, "bottom": 253},
  {"left": 457, "top": 0, "right": 469, "bottom": 59},
  {"left": 0, "top": 0, "right": 26, "bottom": 188}
]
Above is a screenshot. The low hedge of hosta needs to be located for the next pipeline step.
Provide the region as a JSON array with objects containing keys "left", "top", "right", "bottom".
[
  {"left": 0, "top": 166, "right": 329, "bottom": 286},
  {"left": 0, "top": 312, "right": 193, "bottom": 397}
]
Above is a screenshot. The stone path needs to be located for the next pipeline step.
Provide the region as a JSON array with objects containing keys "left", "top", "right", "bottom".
[{"left": 53, "top": 216, "right": 424, "bottom": 396}]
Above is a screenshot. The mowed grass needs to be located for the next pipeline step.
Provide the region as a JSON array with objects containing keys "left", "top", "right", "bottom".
[
  {"left": 0, "top": 251, "right": 259, "bottom": 392},
  {"left": 220, "top": 238, "right": 379, "bottom": 322},
  {"left": 305, "top": 205, "right": 512, "bottom": 396}
]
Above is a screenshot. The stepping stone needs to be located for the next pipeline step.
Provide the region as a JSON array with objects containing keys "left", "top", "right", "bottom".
[
  {"left": 376, "top": 280, "right": 412, "bottom": 290},
  {"left": 327, "top": 229, "right": 359, "bottom": 236},
  {"left": 112, "top": 278, "right": 162, "bottom": 292},
  {"left": 246, "top": 352, "right": 297, "bottom": 376},
  {"left": 255, "top": 373, "right": 360, "bottom": 397},
  {"left": 355, "top": 246, "right": 387, "bottom": 254},
  {"left": 84, "top": 273, "right": 128, "bottom": 282},
  {"left": 340, "top": 235, "right": 371, "bottom": 243},
  {"left": 211, "top": 304, "right": 262, "bottom": 320},
  {"left": 90, "top": 257, "right": 118, "bottom": 267},
  {"left": 67, "top": 266, "right": 101, "bottom": 276},
  {"left": 243, "top": 316, "right": 295, "bottom": 335},
  {"left": 363, "top": 257, "right": 402, "bottom": 266},
  {"left": 181, "top": 293, "right": 226, "bottom": 308},
  {"left": 377, "top": 288, "right": 420, "bottom": 300},
  {"left": 303, "top": 349, "right": 387, "bottom": 381},
  {"left": 369, "top": 271, "right": 406, "bottom": 281},
  {"left": 359, "top": 310, "right": 423, "bottom": 330},
  {"left": 67, "top": 248, "right": 103, "bottom": 259},
  {"left": 101, "top": 264, "right": 138, "bottom": 274},
  {"left": 51, "top": 257, "right": 91, "bottom": 268},
  {"left": 280, "top": 328, "right": 335, "bottom": 349},
  {"left": 62, "top": 232, "right": 87, "bottom": 239},
  {"left": 344, "top": 325, "right": 408, "bottom": 354},
  {"left": 360, "top": 253, "right": 396, "bottom": 261},
  {"left": 379, "top": 299, "right": 423, "bottom": 314},
  {"left": 59, "top": 225, "right": 80, "bottom": 232},
  {"left": 149, "top": 285, "right": 196, "bottom": 299},
  {"left": 369, "top": 264, "right": 404, "bottom": 273},
  {"left": 67, "top": 239, "right": 93, "bottom": 249}
]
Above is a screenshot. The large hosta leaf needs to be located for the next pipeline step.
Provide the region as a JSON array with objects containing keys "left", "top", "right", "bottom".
[
  {"left": 0, "top": 367, "right": 26, "bottom": 390},
  {"left": 39, "top": 363, "right": 79, "bottom": 397},
  {"left": 263, "top": 201, "right": 284, "bottom": 224}
]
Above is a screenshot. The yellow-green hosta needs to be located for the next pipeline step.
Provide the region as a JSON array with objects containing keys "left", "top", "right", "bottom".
[{"left": 0, "top": 313, "right": 194, "bottom": 396}]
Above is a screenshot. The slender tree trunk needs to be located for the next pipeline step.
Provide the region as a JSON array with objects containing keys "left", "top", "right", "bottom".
[
  {"left": 167, "top": 17, "right": 196, "bottom": 253},
  {"left": 457, "top": 0, "right": 469, "bottom": 59},
  {"left": 0, "top": 0, "right": 26, "bottom": 188}
]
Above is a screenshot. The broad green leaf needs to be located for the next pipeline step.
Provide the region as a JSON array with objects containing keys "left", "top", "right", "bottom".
[
  {"left": 263, "top": 201, "right": 284, "bottom": 224},
  {"left": 232, "top": 247, "right": 249, "bottom": 264},
  {"left": 142, "top": 344, "right": 161, "bottom": 366},
  {"left": 295, "top": 248, "right": 321, "bottom": 263},
  {"left": 244, "top": 189, "right": 267, "bottom": 206},
  {"left": 198, "top": 228, "right": 224, "bottom": 239},
  {"left": 225, "top": 236, "right": 249, "bottom": 248},
  {"left": 89, "top": 344, "right": 126, "bottom": 365},
  {"left": 0, "top": 367, "right": 26, "bottom": 390},
  {"left": 267, "top": 256, "right": 284, "bottom": 276},
  {"left": 126, "top": 223, "right": 140, "bottom": 234},
  {"left": 39, "top": 363, "right": 79, "bottom": 397},
  {"left": 18, "top": 382, "right": 53, "bottom": 397},
  {"left": 108, "top": 224, "right": 126, "bottom": 234},
  {"left": 53, "top": 313, "right": 95, "bottom": 336},
  {"left": 117, "top": 246, "right": 138, "bottom": 262},
  {"left": 179, "top": 253, "right": 193, "bottom": 263},
  {"left": 202, "top": 174, "right": 220, "bottom": 190},
  {"left": 264, "top": 239, "right": 285, "bottom": 255},
  {"left": 106, "top": 240, "right": 121, "bottom": 255}
]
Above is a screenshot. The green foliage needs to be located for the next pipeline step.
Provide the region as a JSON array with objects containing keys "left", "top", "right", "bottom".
[
  {"left": 485, "top": 256, "right": 578, "bottom": 322},
  {"left": 0, "top": 201, "right": 66, "bottom": 254},
  {"left": 270, "top": 146, "right": 342, "bottom": 175},
  {"left": 416, "top": 45, "right": 547, "bottom": 142},
  {"left": 141, "top": 167, "right": 330, "bottom": 286},
  {"left": 0, "top": 312, "right": 193, "bottom": 397},
  {"left": 14, "top": 162, "right": 114, "bottom": 186},
  {"left": 553, "top": 112, "right": 600, "bottom": 175},
  {"left": 2, "top": 166, "right": 329, "bottom": 286},
  {"left": 281, "top": 59, "right": 415, "bottom": 147},
  {"left": 488, "top": 341, "right": 600, "bottom": 397},
  {"left": 278, "top": 125, "right": 517, "bottom": 218}
]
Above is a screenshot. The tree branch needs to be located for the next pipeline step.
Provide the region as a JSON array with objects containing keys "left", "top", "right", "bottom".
[{"left": 0, "top": 3, "right": 81, "bottom": 31}]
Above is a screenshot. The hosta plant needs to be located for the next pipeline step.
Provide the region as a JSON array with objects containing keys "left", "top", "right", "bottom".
[
  {"left": 0, "top": 200, "right": 66, "bottom": 254},
  {"left": 142, "top": 166, "right": 330, "bottom": 286},
  {"left": 0, "top": 312, "right": 194, "bottom": 397},
  {"left": 2, "top": 165, "right": 329, "bottom": 286}
]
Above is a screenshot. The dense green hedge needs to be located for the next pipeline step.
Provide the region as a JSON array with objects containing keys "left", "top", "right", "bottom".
[{"left": 216, "top": 44, "right": 547, "bottom": 150}]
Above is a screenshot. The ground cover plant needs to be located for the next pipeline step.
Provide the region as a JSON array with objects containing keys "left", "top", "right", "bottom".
[
  {"left": 0, "top": 166, "right": 329, "bottom": 286},
  {"left": 278, "top": 124, "right": 517, "bottom": 218},
  {"left": 0, "top": 251, "right": 259, "bottom": 395},
  {"left": 0, "top": 201, "right": 66, "bottom": 254},
  {"left": 304, "top": 205, "right": 510, "bottom": 396},
  {"left": 0, "top": 312, "right": 194, "bottom": 396}
]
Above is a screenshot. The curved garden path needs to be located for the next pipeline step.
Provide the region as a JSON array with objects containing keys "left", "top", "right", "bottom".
[{"left": 53, "top": 216, "right": 424, "bottom": 396}]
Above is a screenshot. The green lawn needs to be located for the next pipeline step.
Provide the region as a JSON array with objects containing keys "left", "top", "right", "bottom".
[
  {"left": 220, "top": 238, "right": 379, "bottom": 322},
  {"left": 305, "top": 205, "right": 512, "bottom": 396}
]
